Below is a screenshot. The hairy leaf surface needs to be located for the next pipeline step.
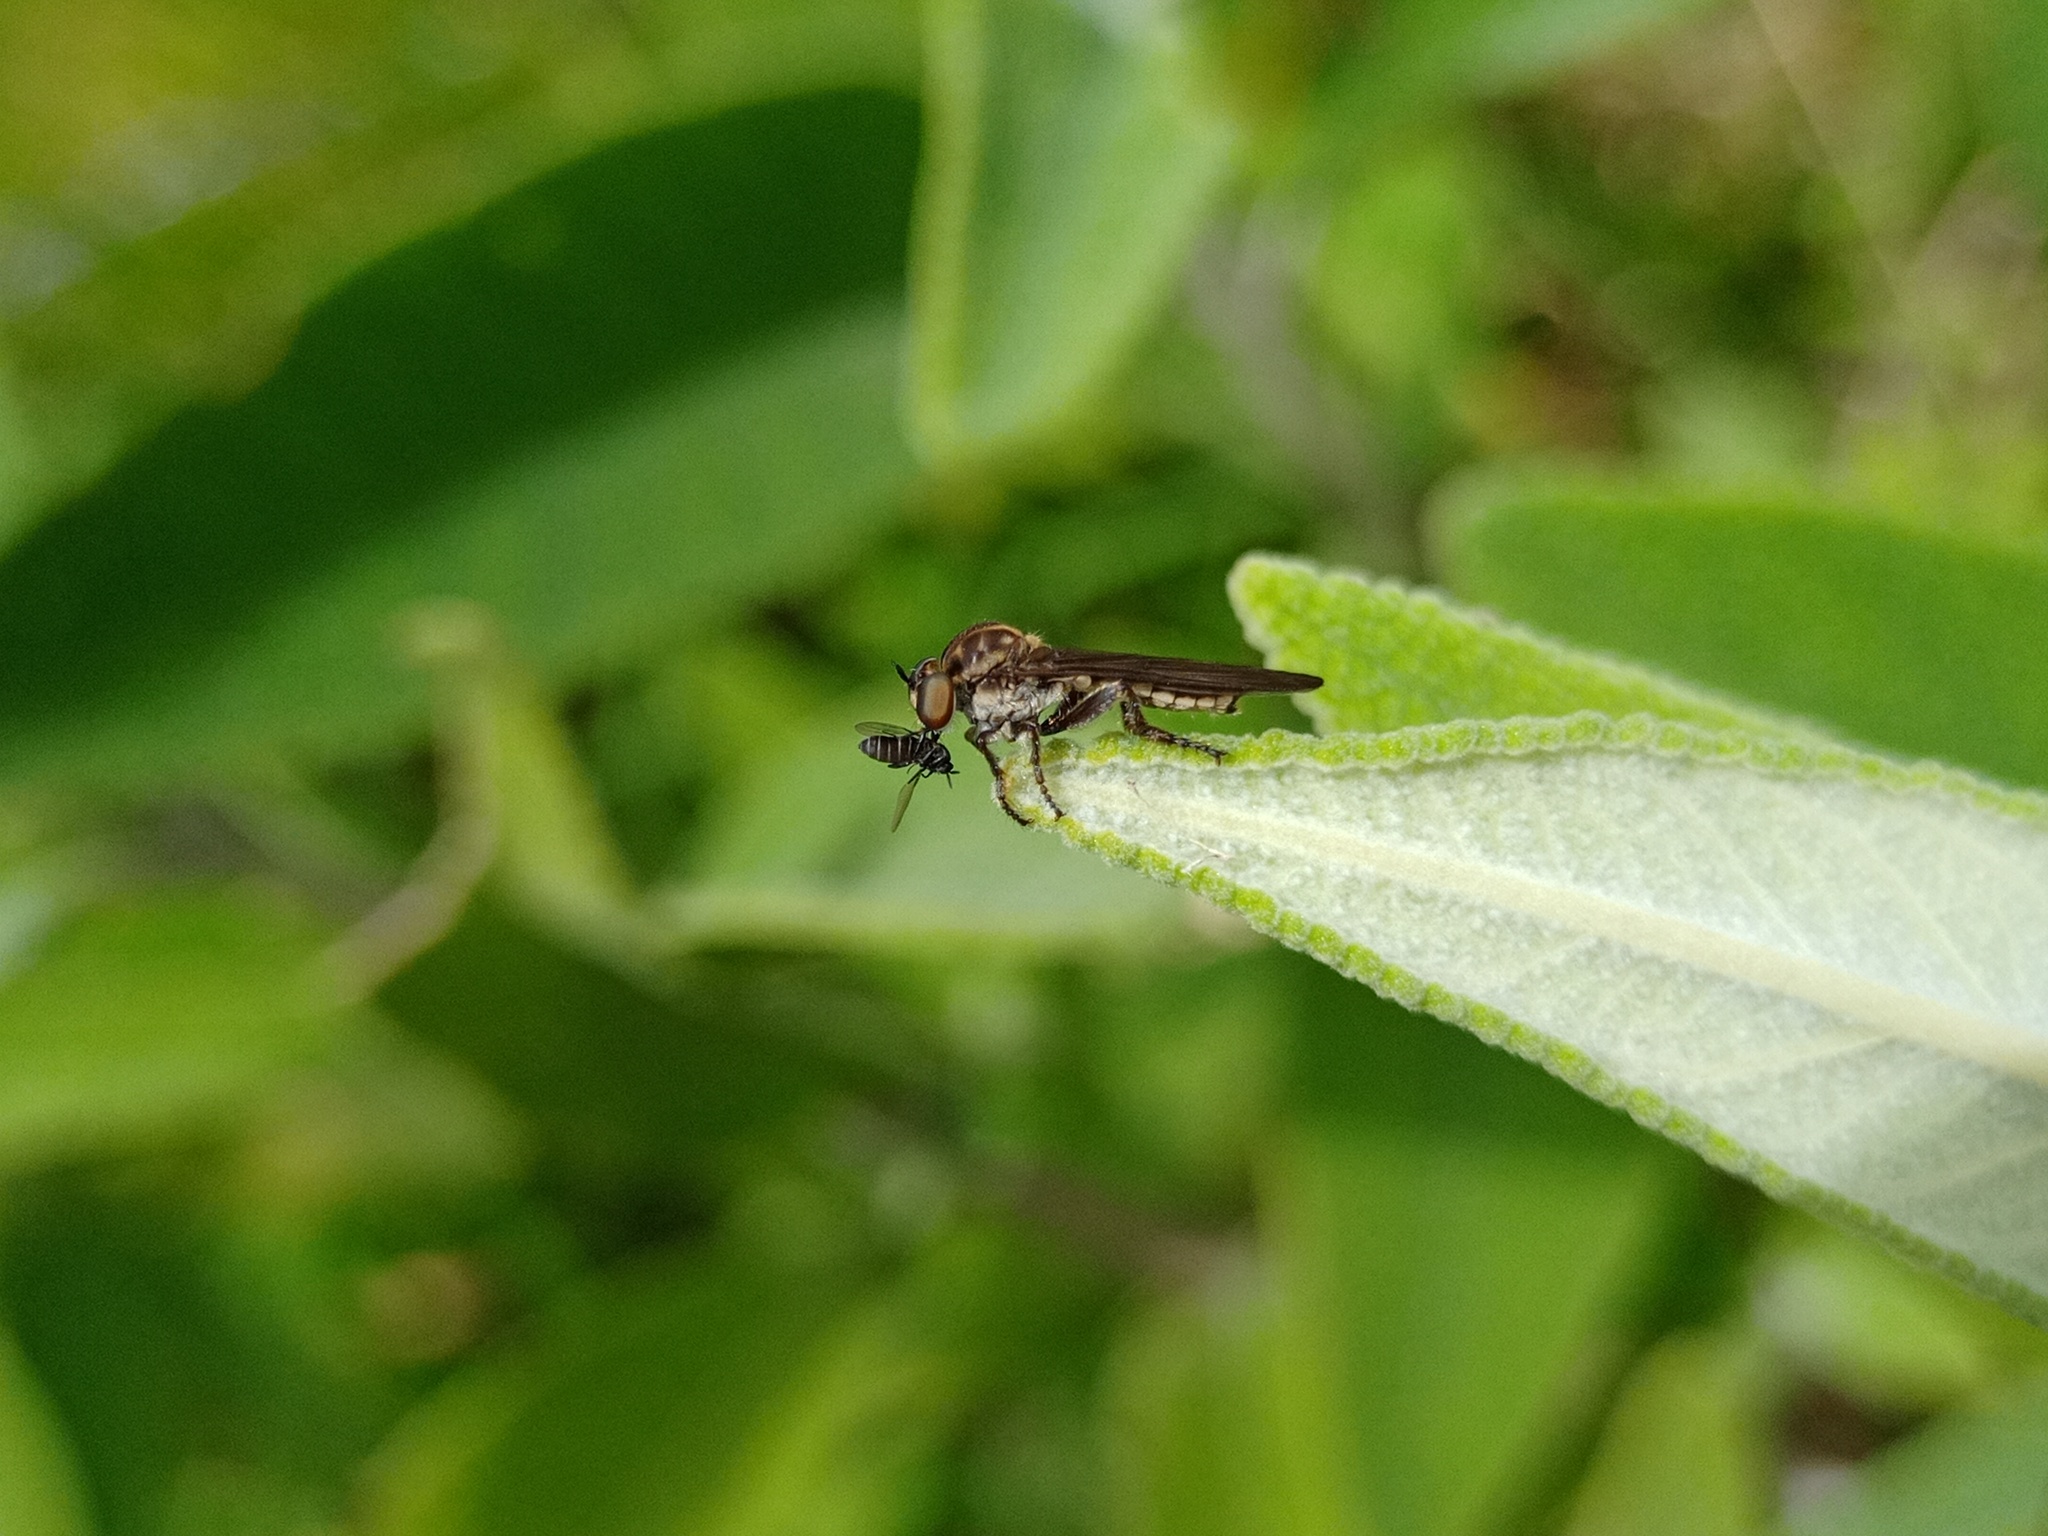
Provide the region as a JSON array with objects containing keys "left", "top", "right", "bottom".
[
  {"left": 1036, "top": 719, "right": 2048, "bottom": 1319},
  {"left": 1229, "top": 553, "right": 1796, "bottom": 735}
]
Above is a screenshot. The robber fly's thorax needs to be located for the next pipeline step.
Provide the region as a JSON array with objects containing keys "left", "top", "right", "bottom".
[
  {"left": 969, "top": 675, "right": 1068, "bottom": 739},
  {"left": 937, "top": 623, "right": 1065, "bottom": 739},
  {"left": 941, "top": 622, "right": 1043, "bottom": 682}
]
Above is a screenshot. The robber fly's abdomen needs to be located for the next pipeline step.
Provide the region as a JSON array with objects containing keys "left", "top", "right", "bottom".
[{"left": 1127, "top": 684, "right": 1242, "bottom": 714}]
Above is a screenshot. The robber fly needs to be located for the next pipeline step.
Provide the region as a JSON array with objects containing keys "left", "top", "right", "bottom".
[
  {"left": 857, "top": 721, "right": 957, "bottom": 831},
  {"left": 898, "top": 624, "right": 1322, "bottom": 824}
]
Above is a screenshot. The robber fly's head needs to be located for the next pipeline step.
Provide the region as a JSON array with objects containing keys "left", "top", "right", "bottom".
[{"left": 898, "top": 658, "right": 955, "bottom": 730}]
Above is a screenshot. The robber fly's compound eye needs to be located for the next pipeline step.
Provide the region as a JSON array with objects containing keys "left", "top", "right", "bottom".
[{"left": 911, "top": 663, "right": 954, "bottom": 729}]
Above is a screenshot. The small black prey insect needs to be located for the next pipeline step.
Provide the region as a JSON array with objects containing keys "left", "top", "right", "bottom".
[
  {"left": 897, "top": 624, "right": 1322, "bottom": 824},
  {"left": 857, "top": 719, "right": 957, "bottom": 831}
]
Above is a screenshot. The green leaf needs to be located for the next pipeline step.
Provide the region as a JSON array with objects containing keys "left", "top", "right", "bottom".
[
  {"left": 328, "top": 602, "right": 661, "bottom": 997},
  {"left": 1031, "top": 717, "right": 2048, "bottom": 1321},
  {"left": 1100, "top": 983, "right": 1682, "bottom": 1536},
  {"left": 0, "top": 1321, "right": 93, "bottom": 1536},
  {"left": 2, "top": 1169, "right": 394, "bottom": 1536},
  {"left": 1559, "top": 1330, "right": 1772, "bottom": 1536},
  {"left": 1786, "top": 1370, "right": 2048, "bottom": 1536},
  {"left": 0, "top": 0, "right": 919, "bottom": 520},
  {"left": 908, "top": 0, "right": 1238, "bottom": 463},
  {"left": 0, "top": 890, "right": 344, "bottom": 1170},
  {"left": 363, "top": 1265, "right": 961, "bottom": 1536},
  {"left": 0, "top": 305, "right": 911, "bottom": 791},
  {"left": 1301, "top": 0, "right": 1716, "bottom": 172},
  {"left": 1751, "top": 1212, "right": 2048, "bottom": 1420},
  {"left": 1973, "top": 0, "right": 2048, "bottom": 217},
  {"left": 1431, "top": 480, "right": 2048, "bottom": 789},
  {"left": 974, "top": 460, "right": 1307, "bottom": 633},
  {"left": 0, "top": 90, "right": 921, "bottom": 790},
  {"left": 1228, "top": 553, "right": 1797, "bottom": 735},
  {"left": 377, "top": 902, "right": 849, "bottom": 1168},
  {"left": 1308, "top": 137, "right": 1503, "bottom": 469},
  {"left": 1262, "top": 977, "right": 1683, "bottom": 1536},
  {"left": 1102, "top": 1295, "right": 1284, "bottom": 1536}
]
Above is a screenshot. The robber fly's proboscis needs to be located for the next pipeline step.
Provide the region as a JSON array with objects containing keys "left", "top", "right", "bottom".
[
  {"left": 857, "top": 721, "right": 957, "bottom": 831},
  {"left": 887, "top": 623, "right": 1322, "bottom": 824}
]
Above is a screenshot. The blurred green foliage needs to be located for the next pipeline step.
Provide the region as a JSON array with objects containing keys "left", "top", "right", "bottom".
[{"left": 2, "top": 0, "right": 2048, "bottom": 1533}]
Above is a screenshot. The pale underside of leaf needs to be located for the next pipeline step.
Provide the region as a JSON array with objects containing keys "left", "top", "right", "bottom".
[{"left": 1034, "top": 716, "right": 2048, "bottom": 1320}]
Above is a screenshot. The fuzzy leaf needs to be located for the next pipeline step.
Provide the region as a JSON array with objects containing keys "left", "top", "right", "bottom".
[
  {"left": 1033, "top": 718, "right": 2048, "bottom": 1320},
  {"left": 1228, "top": 553, "right": 1800, "bottom": 736}
]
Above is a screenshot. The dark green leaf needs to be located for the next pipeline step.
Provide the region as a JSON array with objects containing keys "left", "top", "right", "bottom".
[
  {"left": 376, "top": 902, "right": 907, "bottom": 1188},
  {"left": 1263, "top": 971, "right": 1687, "bottom": 1536},
  {"left": 0, "top": 0, "right": 919, "bottom": 518},
  {"left": 0, "top": 94, "right": 921, "bottom": 789},
  {"left": 0, "top": 1322, "right": 93, "bottom": 1536}
]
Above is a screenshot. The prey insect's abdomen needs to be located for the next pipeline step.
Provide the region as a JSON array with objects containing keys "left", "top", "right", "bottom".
[{"left": 856, "top": 721, "right": 957, "bottom": 831}]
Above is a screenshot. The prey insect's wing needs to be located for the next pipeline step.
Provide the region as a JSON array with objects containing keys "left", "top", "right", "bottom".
[
  {"left": 856, "top": 720, "right": 919, "bottom": 736},
  {"left": 1016, "top": 648, "right": 1321, "bottom": 694},
  {"left": 890, "top": 772, "right": 922, "bottom": 833}
]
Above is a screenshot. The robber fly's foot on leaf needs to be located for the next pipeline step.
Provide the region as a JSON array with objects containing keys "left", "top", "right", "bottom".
[
  {"left": 1125, "top": 724, "right": 1228, "bottom": 761},
  {"left": 970, "top": 731, "right": 1036, "bottom": 827},
  {"left": 995, "top": 769, "right": 1063, "bottom": 824},
  {"left": 1023, "top": 731, "right": 1067, "bottom": 820},
  {"left": 1115, "top": 700, "right": 1228, "bottom": 762},
  {"left": 994, "top": 781, "right": 1062, "bottom": 824}
]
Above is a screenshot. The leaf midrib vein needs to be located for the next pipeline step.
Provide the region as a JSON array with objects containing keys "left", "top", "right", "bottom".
[{"left": 1072, "top": 776, "right": 2048, "bottom": 1085}]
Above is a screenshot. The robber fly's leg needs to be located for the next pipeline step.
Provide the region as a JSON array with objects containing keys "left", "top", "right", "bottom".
[
  {"left": 1038, "top": 683, "right": 1119, "bottom": 739},
  {"left": 1022, "top": 725, "right": 1065, "bottom": 819},
  {"left": 969, "top": 728, "right": 1033, "bottom": 826},
  {"left": 1120, "top": 697, "right": 1227, "bottom": 761}
]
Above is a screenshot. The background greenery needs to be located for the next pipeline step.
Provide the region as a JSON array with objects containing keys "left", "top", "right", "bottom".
[{"left": 3, "top": 0, "right": 2048, "bottom": 1531}]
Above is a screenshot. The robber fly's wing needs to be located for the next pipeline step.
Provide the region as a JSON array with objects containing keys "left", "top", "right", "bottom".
[
  {"left": 1017, "top": 648, "right": 1321, "bottom": 695},
  {"left": 856, "top": 720, "right": 919, "bottom": 737},
  {"left": 890, "top": 772, "right": 921, "bottom": 833}
]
